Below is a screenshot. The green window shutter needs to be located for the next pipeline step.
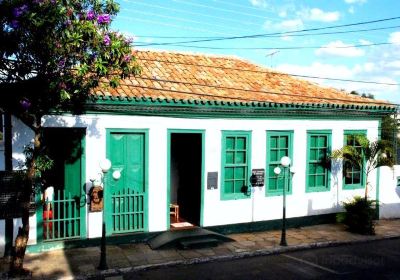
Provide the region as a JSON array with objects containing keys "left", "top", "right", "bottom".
[
  {"left": 343, "top": 130, "right": 367, "bottom": 190},
  {"left": 306, "top": 130, "right": 331, "bottom": 192},
  {"left": 266, "top": 131, "right": 293, "bottom": 196},
  {"left": 221, "top": 131, "right": 251, "bottom": 200}
]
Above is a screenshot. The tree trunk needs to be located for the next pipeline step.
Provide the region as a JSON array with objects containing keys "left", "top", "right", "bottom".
[{"left": 9, "top": 120, "right": 41, "bottom": 276}]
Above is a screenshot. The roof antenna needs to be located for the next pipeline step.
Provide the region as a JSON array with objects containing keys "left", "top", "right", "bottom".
[{"left": 266, "top": 50, "right": 279, "bottom": 68}]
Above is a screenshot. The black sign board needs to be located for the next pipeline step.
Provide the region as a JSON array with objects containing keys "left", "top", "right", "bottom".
[
  {"left": 251, "top": 169, "right": 265, "bottom": 187},
  {"left": 207, "top": 172, "right": 218, "bottom": 190}
]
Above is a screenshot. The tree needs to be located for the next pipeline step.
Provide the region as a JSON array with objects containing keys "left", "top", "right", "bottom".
[
  {"left": 0, "top": 0, "right": 139, "bottom": 275},
  {"left": 331, "top": 134, "right": 395, "bottom": 199}
]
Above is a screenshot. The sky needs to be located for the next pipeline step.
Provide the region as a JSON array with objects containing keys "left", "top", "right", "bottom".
[{"left": 112, "top": 0, "right": 400, "bottom": 105}]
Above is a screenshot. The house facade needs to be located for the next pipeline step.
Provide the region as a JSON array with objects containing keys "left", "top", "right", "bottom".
[{"left": 0, "top": 50, "right": 399, "bottom": 253}]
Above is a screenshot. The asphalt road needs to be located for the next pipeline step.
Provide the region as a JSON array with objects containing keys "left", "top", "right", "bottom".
[{"left": 112, "top": 238, "right": 400, "bottom": 280}]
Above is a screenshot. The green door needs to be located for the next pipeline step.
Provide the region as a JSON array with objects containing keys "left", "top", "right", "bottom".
[
  {"left": 106, "top": 131, "right": 147, "bottom": 234},
  {"left": 40, "top": 128, "right": 86, "bottom": 241}
]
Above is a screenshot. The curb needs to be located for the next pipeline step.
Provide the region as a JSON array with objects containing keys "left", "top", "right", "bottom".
[{"left": 80, "top": 234, "right": 400, "bottom": 279}]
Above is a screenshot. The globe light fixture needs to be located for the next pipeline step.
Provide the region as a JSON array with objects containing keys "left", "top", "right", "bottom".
[
  {"left": 274, "top": 166, "right": 282, "bottom": 175},
  {"left": 99, "top": 158, "right": 112, "bottom": 173},
  {"left": 112, "top": 170, "right": 121, "bottom": 180},
  {"left": 280, "top": 156, "right": 291, "bottom": 168}
]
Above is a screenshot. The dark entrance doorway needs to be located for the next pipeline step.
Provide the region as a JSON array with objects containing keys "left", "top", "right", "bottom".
[{"left": 170, "top": 132, "right": 202, "bottom": 227}]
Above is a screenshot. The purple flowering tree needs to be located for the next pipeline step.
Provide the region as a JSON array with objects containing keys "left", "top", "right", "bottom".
[{"left": 0, "top": 0, "right": 139, "bottom": 275}]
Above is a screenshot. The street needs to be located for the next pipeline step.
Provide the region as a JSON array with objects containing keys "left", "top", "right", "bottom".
[{"left": 119, "top": 238, "right": 400, "bottom": 280}]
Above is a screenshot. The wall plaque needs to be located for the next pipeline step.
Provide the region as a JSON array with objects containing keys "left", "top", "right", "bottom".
[
  {"left": 251, "top": 169, "right": 265, "bottom": 187},
  {"left": 207, "top": 172, "right": 218, "bottom": 190}
]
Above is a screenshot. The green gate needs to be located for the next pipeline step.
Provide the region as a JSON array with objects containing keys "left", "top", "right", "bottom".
[
  {"left": 106, "top": 130, "right": 148, "bottom": 234},
  {"left": 42, "top": 190, "right": 82, "bottom": 241}
]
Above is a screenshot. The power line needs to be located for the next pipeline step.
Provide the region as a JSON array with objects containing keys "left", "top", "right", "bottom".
[
  {"left": 136, "top": 57, "right": 400, "bottom": 86},
  {"left": 101, "top": 77, "right": 398, "bottom": 107},
  {"left": 134, "top": 25, "right": 400, "bottom": 39},
  {"left": 135, "top": 16, "right": 400, "bottom": 46},
  {"left": 120, "top": 0, "right": 261, "bottom": 28},
  {"left": 121, "top": 8, "right": 257, "bottom": 34},
  {"left": 172, "top": 0, "right": 275, "bottom": 20},
  {"left": 118, "top": 16, "right": 232, "bottom": 36},
  {"left": 143, "top": 42, "right": 393, "bottom": 51}
]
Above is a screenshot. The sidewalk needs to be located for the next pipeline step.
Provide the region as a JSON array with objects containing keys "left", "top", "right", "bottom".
[{"left": 2, "top": 219, "right": 400, "bottom": 279}]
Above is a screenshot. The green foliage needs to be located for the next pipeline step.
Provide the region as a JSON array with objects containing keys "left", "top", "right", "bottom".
[
  {"left": 337, "top": 196, "right": 376, "bottom": 235},
  {"left": 0, "top": 0, "right": 140, "bottom": 118},
  {"left": 23, "top": 144, "right": 54, "bottom": 176},
  {"left": 331, "top": 134, "right": 395, "bottom": 198}
]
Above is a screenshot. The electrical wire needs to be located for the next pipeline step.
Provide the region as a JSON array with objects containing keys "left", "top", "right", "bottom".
[
  {"left": 136, "top": 57, "right": 400, "bottom": 87},
  {"left": 107, "top": 76, "right": 399, "bottom": 107},
  {"left": 134, "top": 16, "right": 400, "bottom": 46},
  {"left": 143, "top": 42, "right": 393, "bottom": 50},
  {"left": 133, "top": 25, "right": 400, "bottom": 40}
]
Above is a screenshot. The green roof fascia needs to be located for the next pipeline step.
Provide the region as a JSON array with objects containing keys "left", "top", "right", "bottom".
[{"left": 84, "top": 96, "right": 396, "bottom": 119}]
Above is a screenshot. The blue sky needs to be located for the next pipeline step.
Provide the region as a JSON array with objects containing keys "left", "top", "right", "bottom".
[{"left": 112, "top": 0, "right": 400, "bottom": 104}]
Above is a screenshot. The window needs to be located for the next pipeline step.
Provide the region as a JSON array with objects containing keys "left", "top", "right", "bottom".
[
  {"left": 266, "top": 131, "right": 293, "bottom": 196},
  {"left": 306, "top": 130, "right": 331, "bottom": 192},
  {"left": 343, "top": 130, "right": 366, "bottom": 189},
  {"left": 221, "top": 131, "right": 251, "bottom": 200}
]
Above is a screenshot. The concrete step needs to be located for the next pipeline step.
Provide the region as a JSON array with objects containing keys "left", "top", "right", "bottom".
[{"left": 179, "top": 237, "right": 220, "bottom": 249}]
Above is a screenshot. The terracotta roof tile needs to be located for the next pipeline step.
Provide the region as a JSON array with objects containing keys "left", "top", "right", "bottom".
[{"left": 94, "top": 50, "right": 392, "bottom": 106}]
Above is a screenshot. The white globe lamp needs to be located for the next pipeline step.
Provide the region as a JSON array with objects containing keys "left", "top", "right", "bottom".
[
  {"left": 280, "top": 156, "right": 291, "bottom": 168},
  {"left": 99, "top": 159, "right": 112, "bottom": 173},
  {"left": 274, "top": 166, "right": 282, "bottom": 175}
]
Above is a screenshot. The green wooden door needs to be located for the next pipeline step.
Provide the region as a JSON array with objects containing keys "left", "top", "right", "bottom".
[
  {"left": 41, "top": 128, "right": 86, "bottom": 241},
  {"left": 106, "top": 131, "right": 147, "bottom": 234}
]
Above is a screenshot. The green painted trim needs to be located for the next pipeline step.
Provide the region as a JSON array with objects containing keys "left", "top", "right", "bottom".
[
  {"left": 220, "top": 131, "right": 252, "bottom": 200},
  {"left": 206, "top": 213, "right": 337, "bottom": 235},
  {"left": 376, "top": 119, "right": 382, "bottom": 218},
  {"left": 342, "top": 130, "right": 367, "bottom": 190},
  {"left": 265, "top": 130, "right": 294, "bottom": 197},
  {"left": 80, "top": 131, "right": 87, "bottom": 239},
  {"left": 305, "top": 130, "right": 332, "bottom": 193},
  {"left": 106, "top": 128, "right": 149, "bottom": 234},
  {"left": 89, "top": 97, "right": 396, "bottom": 114},
  {"left": 166, "top": 129, "right": 206, "bottom": 228}
]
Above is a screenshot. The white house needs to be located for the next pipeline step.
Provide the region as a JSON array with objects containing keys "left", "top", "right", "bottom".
[{"left": 0, "top": 50, "right": 399, "bottom": 253}]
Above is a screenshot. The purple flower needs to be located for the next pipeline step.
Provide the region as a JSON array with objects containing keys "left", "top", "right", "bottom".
[
  {"left": 33, "top": 0, "right": 44, "bottom": 4},
  {"left": 10, "top": 20, "right": 19, "bottom": 29},
  {"left": 97, "top": 14, "right": 110, "bottom": 24},
  {"left": 20, "top": 99, "right": 31, "bottom": 111},
  {"left": 64, "top": 19, "right": 72, "bottom": 27},
  {"left": 123, "top": 54, "right": 131, "bottom": 62},
  {"left": 13, "top": 5, "right": 28, "bottom": 17},
  {"left": 86, "top": 10, "right": 95, "bottom": 20},
  {"left": 103, "top": 35, "right": 111, "bottom": 46},
  {"left": 58, "top": 58, "right": 66, "bottom": 68}
]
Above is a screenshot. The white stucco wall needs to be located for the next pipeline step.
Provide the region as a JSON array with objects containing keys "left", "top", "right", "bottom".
[
  {"left": 8, "top": 113, "right": 384, "bottom": 243},
  {"left": 379, "top": 165, "right": 400, "bottom": 219}
]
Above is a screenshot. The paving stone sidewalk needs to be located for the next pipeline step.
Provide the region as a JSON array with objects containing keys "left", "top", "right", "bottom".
[{"left": 1, "top": 219, "right": 400, "bottom": 279}]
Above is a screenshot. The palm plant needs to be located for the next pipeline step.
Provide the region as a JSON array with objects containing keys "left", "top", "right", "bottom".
[
  {"left": 332, "top": 134, "right": 395, "bottom": 234},
  {"left": 331, "top": 135, "right": 395, "bottom": 199}
]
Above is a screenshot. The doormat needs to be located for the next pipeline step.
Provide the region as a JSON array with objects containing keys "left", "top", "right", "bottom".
[{"left": 171, "top": 222, "right": 193, "bottom": 228}]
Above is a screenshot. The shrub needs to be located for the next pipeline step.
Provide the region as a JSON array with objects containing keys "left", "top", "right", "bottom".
[{"left": 337, "top": 196, "right": 376, "bottom": 235}]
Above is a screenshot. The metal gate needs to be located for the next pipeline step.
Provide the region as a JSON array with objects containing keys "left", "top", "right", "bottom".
[{"left": 110, "top": 188, "right": 145, "bottom": 234}]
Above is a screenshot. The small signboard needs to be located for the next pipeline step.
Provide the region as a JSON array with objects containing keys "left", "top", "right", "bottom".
[
  {"left": 207, "top": 172, "right": 218, "bottom": 190},
  {"left": 251, "top": 169, "right": 265, "bottom": 187}
]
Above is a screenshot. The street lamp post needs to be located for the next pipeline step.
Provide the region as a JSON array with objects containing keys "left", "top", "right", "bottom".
[
  {"left": 98, "top": 158, "right": 112, "bottom": 270},
  {"left": 275, "top": 156, "right": 291, "bottom": 246}
]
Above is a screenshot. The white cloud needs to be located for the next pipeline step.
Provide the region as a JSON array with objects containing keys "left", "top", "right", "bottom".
[
  {"left": 298, "top": 8, "right": 340, "bottom": 22},
  {"left": 315, "top": 40, "right": 365, "bottom": 57},
  {"left": 263, "top": 19, "right": 304, "bottom": 31},
  {"left": 249, "top": 0, "right": 267, "bottom": 8},
  {"left": 344, "top": 0, "right": 367, "bottom": 4},
  {"left": 276, "top": 62, "right": 399, "bottom": 103},
  {"left": 389, "top": 32, "right": 400, "bottom": 44},
  {"left": 348, "top": 6, "right": 355, "bottom": 14}
]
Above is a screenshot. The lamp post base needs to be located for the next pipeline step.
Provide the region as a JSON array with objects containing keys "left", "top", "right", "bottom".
[{"left": 98, "top": 222, "right": 108, "bottom": 270}]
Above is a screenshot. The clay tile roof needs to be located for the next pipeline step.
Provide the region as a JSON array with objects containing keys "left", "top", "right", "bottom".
[{"left": 95, "top": 50, "right": 392, "bottom": 107}]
